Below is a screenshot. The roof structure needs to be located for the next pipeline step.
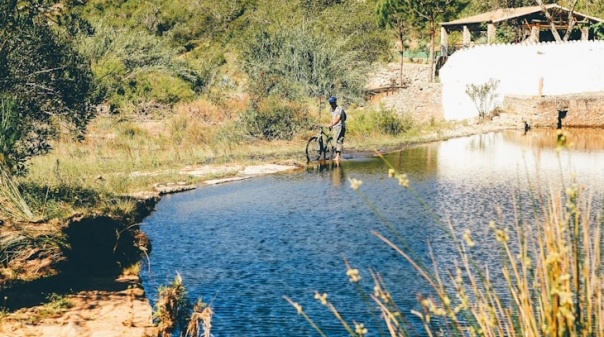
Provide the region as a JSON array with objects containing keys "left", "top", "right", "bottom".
[{"left": 441, "top": 4, "right": 604, "bottom": 29}]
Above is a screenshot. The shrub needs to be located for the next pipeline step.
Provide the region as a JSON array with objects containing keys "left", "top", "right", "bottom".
[
  {"left": 376, "top": 109, "right": 413, "bottom": 135},
  {"left": 347, "top": 107, "right": 414, "bottom": 137},
  {"left": 239, "top": 96, "right": 311, "bottom": 141},
  {"left": 465, "top": 78, "right": 500, "bottom": 120}
]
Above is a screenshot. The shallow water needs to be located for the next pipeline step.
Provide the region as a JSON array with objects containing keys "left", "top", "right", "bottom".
[{"left": 140, "top": 129, "right": 604, "bottom": 336}]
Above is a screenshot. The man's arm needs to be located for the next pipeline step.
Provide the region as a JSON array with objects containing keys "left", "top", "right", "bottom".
[{"left": 329, "top": 114, "right": 341, "bottom": 128}]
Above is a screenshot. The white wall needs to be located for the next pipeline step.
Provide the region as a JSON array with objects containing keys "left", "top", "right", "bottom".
[{"left": 439, "top": 40, "right": 604, "bottom": 121}]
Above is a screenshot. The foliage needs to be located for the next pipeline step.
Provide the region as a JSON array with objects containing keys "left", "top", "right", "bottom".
[
  {"left": 347, "top": 106, "right": 414, "bottom": 137},
  {"left": 76, "top": 21, "right": 203, "bottom": 113},
  {"left": 465, "top": 78, "right": 500, "bottom": 120},
  {"left": 593, "top": 22, "right": 604, "bottom": 40},
  {"left": 0, "top": 96, "right": 23, "bottom": 173},
  {"left": 376, "top": 109, "right": 414, "bottom": 135},
  {"left": 0, "top": 0, "right": 97, "bottom": 175},
  {"left": 309, "top": 0, "right": 391, "bottom": 64},
  {"left": 0, "top": 167, "right": 35, "bottom": 221},
  {"left": 376, "top": 0, "right": 418, "bottom": 84},
  {"left": 153, "top": 274, "right": 213, "bottom": 337},
  {"left": 403, "top": 0, "right": 469, "bottom": 81},
  {"left": 241, "top": 24, "right": 368, "bottom": 102},
  {"left": 493, "top": 22, "right": 520, "bottom": 43},
  {"left": 239, "top": 96, "right": 312, "bottom": 141}
]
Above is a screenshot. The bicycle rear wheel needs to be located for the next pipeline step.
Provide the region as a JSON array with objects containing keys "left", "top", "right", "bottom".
[
  {"left": 324, "top": 137, "right": 335, "bottom": 160},
  {"left": 306, "top": 137, "right": 321, "bottom": 162}
]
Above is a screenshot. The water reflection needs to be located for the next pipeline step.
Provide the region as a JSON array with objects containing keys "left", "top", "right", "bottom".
[{"left": 505, "top": 127, "right": 604, "bottom": 151}]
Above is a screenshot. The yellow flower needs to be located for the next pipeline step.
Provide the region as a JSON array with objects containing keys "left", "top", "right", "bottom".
[
  {"left": 314, "top": 292, "right": 328, "bottom": 305},
  {"left": 354, "top": 322, "right": 368, "bottom": 336},
  {"left": 349, "top": 178, "right": 363, "bottom": 190},
  {"left": 346, "top": 268, "right": 361, "bottom": 283},
  {"left": 495, "top": 229, "right": 509, "bottom": 243},
  {"left": 388, "top": 168, "right": 395, "bottom": 178},
  {"left": 396, "top": 173, "right": 409, "bottom": 188}
]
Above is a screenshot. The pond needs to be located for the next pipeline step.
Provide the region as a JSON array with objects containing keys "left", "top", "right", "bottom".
[{"left": 140, "top": 128, "right": 604, "bottom": 336}]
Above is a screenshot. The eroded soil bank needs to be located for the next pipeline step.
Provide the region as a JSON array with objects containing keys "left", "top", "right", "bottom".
[{"left": 0, "top": 195, "right": 159, "bottom": 337}]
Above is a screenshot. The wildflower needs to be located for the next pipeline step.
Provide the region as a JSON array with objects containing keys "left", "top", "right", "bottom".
[
  {"left": 346, "top": 268, "right": 361, "bottom": 283},
  {"left": 517, "top": 254, "right": 532, "bottom": 268},
  {"left": 374, "top": 285, "right": 392, "bottom": 303},
  {"left": 396, "top": 173, "right": 409, "bottom": 188},
  {"left": 494, "top": 229, "right": 509, "bottom": 243},
  {"left": 349, "top": 178, "right": 363, "bottom": 190},
  {"left": 354, "top": 322, "right": 368, "bottom": 336},
  {"left": 314, "top": 292, "right": 328, "bottom": 305},
  {"left": 388, "top": 168, "right": 395, "bottom": 178},
  {"left": 462, "top": 229, "right": 475, "bottom": 247}
]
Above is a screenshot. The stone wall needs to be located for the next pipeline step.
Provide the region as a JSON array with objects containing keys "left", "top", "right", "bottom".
[
  {"left": 368, "top": 63, "right": 443, "bottom": 123},
  {"left": 503, "top": 92, "right": 604, "bottom": 128}
]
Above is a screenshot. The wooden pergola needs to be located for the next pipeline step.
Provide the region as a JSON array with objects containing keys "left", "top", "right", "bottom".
[{"left": 440, "top": 4, "right": 604, "bottom": 56}]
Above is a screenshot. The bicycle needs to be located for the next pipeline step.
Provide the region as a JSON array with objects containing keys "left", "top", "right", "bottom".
[{"left": 306, "top": 126, "right": 335, "bottom": 162}]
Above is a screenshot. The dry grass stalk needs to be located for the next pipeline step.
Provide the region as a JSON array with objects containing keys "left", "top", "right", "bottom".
[{"left": 185, "top": 299, "right": 214, "bottom": 337}]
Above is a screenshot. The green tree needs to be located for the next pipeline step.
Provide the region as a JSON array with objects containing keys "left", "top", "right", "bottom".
[
  {"left": 0, "top": 0, "right": 97, "bottom": 174},
  {"left": 377, "top": 0, "right": 417, "bottom": 86},
  {"left": 406, "top": 0, "right": 468, "bottom": 82}
]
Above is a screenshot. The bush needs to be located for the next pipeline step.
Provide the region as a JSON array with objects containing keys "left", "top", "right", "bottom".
[
  {"left": 239, "top": 96, "right": 311, "bottom": 141},
  {"left": 347, "top": 107, "right": 414, "bottom": 137},
  {"left": 376, "top": 109, "right": 413, "bottom": 135}
]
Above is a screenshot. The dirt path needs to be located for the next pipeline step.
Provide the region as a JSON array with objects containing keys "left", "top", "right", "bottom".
[{"left": 0, "top": 275, "right": 155, "bottom": 337}]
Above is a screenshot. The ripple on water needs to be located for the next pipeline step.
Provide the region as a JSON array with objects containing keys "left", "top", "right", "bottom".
[{"left": 141, "top": 130, "right": 604, "bottom": 337}]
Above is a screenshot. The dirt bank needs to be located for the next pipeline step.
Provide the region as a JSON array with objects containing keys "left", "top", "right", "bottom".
[{"left": 0, "top": 163, "right": 304, "bottom": 337}]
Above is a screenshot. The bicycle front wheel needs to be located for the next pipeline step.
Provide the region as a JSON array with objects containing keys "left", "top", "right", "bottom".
[
  {"left": 324, "top": 137, "right": 335, "bottom": 160},
  {"left": 306, "top": 137, "right": 321, "bottom": 162}
]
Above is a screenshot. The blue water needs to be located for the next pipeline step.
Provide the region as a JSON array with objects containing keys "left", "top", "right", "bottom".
[{"left": 140, "top": 129, "right": 604, "bottom": 336}]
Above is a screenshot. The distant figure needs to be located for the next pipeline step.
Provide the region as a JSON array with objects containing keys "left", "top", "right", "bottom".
[
  {"left": 524, "top": 121, "right": 531, "bottom": 134},
  {"left": 557, "top": 109, "right": 568, "bottom": 129},
  {"left": 327, "top": 96, "right": 346, "bottom": 164}
]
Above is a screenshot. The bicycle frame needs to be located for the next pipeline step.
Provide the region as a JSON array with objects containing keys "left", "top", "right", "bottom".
[{"left": 306, "top": 126, "right": 335, "bottom": 162}]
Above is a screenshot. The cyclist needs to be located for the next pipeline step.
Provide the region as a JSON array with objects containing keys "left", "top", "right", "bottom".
[{"left": 326, "top": 96, "right": 346, "bottom": 163}]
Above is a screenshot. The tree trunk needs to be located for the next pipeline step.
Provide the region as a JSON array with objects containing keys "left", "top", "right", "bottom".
[
  {"left": 429, "top": 20, "right": 435, "bottom": 82},
  {"left": 398, "top": 30, "right": 404, "bottom": 87},
  {"left": 562, "top": 0, "right": 579, "bottom": 41},
  {"left": 535, "top": 0, "right": 562, "bottom": 42}
]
